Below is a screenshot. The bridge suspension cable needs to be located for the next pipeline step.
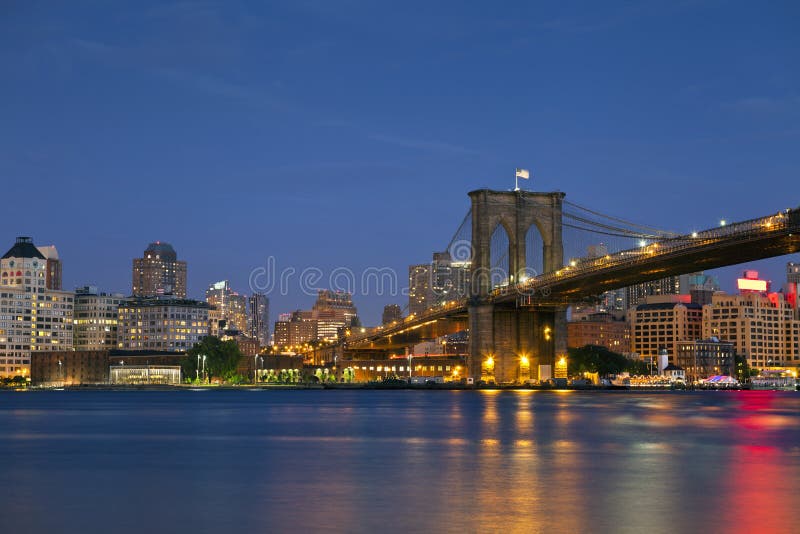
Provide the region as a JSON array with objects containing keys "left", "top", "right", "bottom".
[{"left": 564, "top": 200, "right": 678, "bottom": 238}]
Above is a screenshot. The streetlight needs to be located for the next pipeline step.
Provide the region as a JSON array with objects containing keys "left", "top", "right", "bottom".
[
  {"left": 196, "top": 354, "right": 200, "bottom": 382},
  {"left": 408, "top": 353, "right": 413, "bottom": 383},
  {"left": 58, "top": 359, "right": 62, "bottom": 382},
  {"left": 254, "top": 354, "right": 258, "bottom": 384},
  {"left": 202, "top": 355, "right": 207, "bottom": 383}
]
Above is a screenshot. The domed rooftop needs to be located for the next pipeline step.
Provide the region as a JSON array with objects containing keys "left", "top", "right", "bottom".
[{"left": 144, "top": 241, "right": 177, "bottom": 260}]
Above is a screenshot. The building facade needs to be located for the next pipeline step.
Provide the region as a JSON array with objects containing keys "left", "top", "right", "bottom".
[
  {"left": 248, "top": 293, "right": 270, "bottom": 346},
  {"left": 30, "top": 350, "right": 110, "bottom": 385},
  {"left": 205, "top": 280, "right": 248, "bottom": 333},
  {"left": 676, "top": 338, "right": 736, "bottom": 382},
  {"left": 408, "top": 264, "right": 431, "bottom": 315},
  {"left": 408, "top": 253, "right": 470, "bottom": 316},
  {"left": 313, "top": 290, "right": 357, "bottom": 325},
  {"left": 117, "top": 296, "right": 210, "bottom": 352},
  {"left": 567, "top": 312, "right": 630, "bottom": 352},
  {"left": 73, "top": 286, "right": 124, "bottom": 351},
  {"left": 132, "top": 242, "right": 187, "bottom": 298},
  {"left": 628, "top": 299, "right": 703, "bottom": 364},
  {"left": 37, "top": 244, "right": 62, "bottom": 290},
  {"left": 273, "top": 311, "right": 318, "bottom": 349},
  {"left": 382, "top": 304, "right": 403, "bottom": 325},
  {"left": 0, "top": 237, "right": 74, "bottom": 378},
  {"left": 625, "top": 276, "right": 683, "bottom": 310},
  {"left": 702, "top": 292, "right": 800, "bottom": 369},
  {"left": 430, "top": 251, "right": 470, "bottom": 306},
  {"left": 310, "top": 290, "right": 358, "bottom": 341},
  {"left": 788, "top": 262, "right": 800, "bottom": 284}
]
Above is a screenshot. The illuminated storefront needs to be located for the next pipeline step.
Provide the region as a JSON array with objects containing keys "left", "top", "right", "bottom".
[{"left": 110, "top": 365, "right": 181, "bottom": 385}]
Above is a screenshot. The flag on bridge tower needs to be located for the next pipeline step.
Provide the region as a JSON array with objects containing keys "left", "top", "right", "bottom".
[{"left": 515, "top": 168, "right": 530, "bottom": 191}]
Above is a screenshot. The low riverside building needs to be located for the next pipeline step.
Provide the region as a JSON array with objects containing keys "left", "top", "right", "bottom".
[
  {"left": 30, "top": 350, "right": 109, "bottom": 386},
  {"left": 31, "top": 349, "right": 187, "bottom": 386},
  {"left": 339, "top": 355, "right": 466, "bottom": 383},
  {"left": 109, "top": 365, "right": 181, "bottom": 385}
]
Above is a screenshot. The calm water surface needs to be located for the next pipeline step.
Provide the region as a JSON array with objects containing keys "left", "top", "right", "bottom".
[{"left": 1, "top": 390, "right": 798, "bottom": 533}]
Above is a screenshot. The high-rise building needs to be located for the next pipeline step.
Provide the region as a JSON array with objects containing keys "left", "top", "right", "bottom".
[
  {"left": 408, "top": 264, "right": 431, "bottom": 315},
  {"left": 205, "top": 280, "right": 248, "bottom": 333},
  {"left": 248, "top": 293, "right": 270, "bottom": 346},
  {"left": 702, "top": 292, "right": 800, "bottom": 369},
  {"left": 132, "top": 242, "right": 187, "bottom": 298},
  {"left": 409, "top": 253, "right": 471, "bottom": 315},
  {"left": 786, "top": 262, "right": 799, "bottom": 316},
  {"left": 430, "top": 251, "right": 470, "bottom": 306},
  {"left": 117, "top": 296, "right": 210, "bottom": 351},
  {"left": 0, "top": 237, "right": 74, "bottom": 378},
  {"left": 686, "top": 273, "right": 720, "bottom": 306},
  {"left": 73, "top": 286, "right": 124, "bottom": 351},
  {"left": 623, "top": 273, "right": 703, "bottom": 310},
  {"left": 628, "top": 297, "right": 703, "bottom": 364},
  {"left": 313, "top": 290, "right": 358, "bottom": 324},
  {"left": 382, "top": 304, "right": 403, "bottom": 325},
  {"left": 788, "top": 262, "right": 800, "bottom": 284},
  {"left": 625, "top": 276, "right": 682, "bottom": 310},
  {"left": 311, "top": 290, "right": 358, "bottom": 341},
  {"left": 207, "top": 307, "right": 222, "bottom": 337}
]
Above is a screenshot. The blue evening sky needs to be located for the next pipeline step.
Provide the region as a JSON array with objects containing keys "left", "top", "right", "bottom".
[{"left": 1, "top": 1, "right": 798, "bottom": 324}]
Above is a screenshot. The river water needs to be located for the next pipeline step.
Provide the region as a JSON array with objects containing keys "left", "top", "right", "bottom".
[{"left": 0, "top": 390, "right": 798, "bottom": 533}]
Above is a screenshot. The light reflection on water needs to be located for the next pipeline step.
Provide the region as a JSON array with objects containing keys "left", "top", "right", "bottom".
[{"left": 1, "top": 390, "right": 799, "bottom": 534}]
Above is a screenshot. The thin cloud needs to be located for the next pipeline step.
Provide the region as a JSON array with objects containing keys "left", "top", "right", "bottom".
[
  {"left": 156, "top": 67, "right": 288, "bottom": 110},
  {"left": 368, "top": 133, "right": 478, "bottom": 156},
  {"left": 726, "top": 95, "right": 800, "bottom": 114}
]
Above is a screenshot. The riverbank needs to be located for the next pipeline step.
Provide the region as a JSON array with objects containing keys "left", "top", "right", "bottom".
[{"left": 9, "top": 382, "right": 782, "bottom": 392}]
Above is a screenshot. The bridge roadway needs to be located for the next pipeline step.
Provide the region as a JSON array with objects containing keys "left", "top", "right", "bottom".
[{"left": 344, "top": 206, "right": 800, "bottom": 351}]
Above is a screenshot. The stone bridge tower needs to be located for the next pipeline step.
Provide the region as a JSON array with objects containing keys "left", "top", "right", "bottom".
[{"left": 467, "top": 189, "right": 567, "bottom": 383}]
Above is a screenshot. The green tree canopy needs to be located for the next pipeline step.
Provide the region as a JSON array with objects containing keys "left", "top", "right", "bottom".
[
  {"left": 182, "top": 336, "right": 243, "bottom": 382},
  {"left": 567, "top": 345, "right": 649, "bottom": 377}
]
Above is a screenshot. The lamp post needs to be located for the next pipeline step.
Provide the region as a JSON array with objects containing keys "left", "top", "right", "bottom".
[
  {"left": 57, "top": 359, "right": 62, "bottom": 382},
  {"left": 408, "top": 353, "right": 413, "bottom": 383},
  {"left": 202, "top": 355, "right": 207, "bottom": 383},
  {"left": 254, "top": 354, "right": 258, "bottom": 384},
  {"left": 196, "top": 354, "right": 200, "bottom": 382}
]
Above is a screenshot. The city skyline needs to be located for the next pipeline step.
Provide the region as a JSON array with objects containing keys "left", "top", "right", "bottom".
[
  {"left": 2, "top": 1, "right": 799, "bottom": 324},
  {"left": 3, "top": 4, "right": 800, "bottom": 532}
]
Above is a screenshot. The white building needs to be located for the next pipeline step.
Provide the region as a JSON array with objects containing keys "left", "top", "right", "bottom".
[{"left": 0, "top": 237, "right": 74, "bottom": 378}]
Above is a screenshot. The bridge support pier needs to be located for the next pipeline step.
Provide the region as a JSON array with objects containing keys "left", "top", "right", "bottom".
[{"left": 468, "top": 304, "right": 566, "bottom": 383}]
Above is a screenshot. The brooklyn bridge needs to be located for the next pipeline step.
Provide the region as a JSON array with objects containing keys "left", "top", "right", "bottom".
[{"left": 314, "top": 188, "right": 800, "bottom": 382}]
